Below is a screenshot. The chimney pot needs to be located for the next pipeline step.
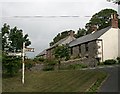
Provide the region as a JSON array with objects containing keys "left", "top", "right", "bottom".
[{"left": 111, "top": 13, "right": 118, "bottom": 28}]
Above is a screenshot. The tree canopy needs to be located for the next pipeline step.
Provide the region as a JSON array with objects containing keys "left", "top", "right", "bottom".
[
  {"left": 85, "top": 9, "right": 119, "bottom": 34},
  {"left": 1, "top": 23, "right": 31, "bottom": 77},
  {"left": 53, "top": 45, "right": 69, "bottom": 61},
  {"left": 1, "top": 23, "right": 31, "bottom": 52},
  {"left": 107, "top": 0, "right": 120, "bottom": 5},
  {"left": 50, "top": 30, "right": 75, "bottom": 46}
]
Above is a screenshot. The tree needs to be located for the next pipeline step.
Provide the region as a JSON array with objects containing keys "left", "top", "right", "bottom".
[
  {"left": 2, "top": 53, "right": 21, "bottom": 76},
  {"left": 85, "top": 9, "right": 119, "bottom": 34},
  {"left": 1, "top": 23, "right": 31, "bottom": 76},
  {"left": 53, "top": 45, "right": 69, "bottom": 69},
  {"left": 107, "top": 0, "right": 120, "bottom": 5},
  {"left": 50, "top": 30, "right": 75, "bottom": 46},
  {"left": 1, "top": 23, "right": 10, "bottom": 51},
  {"left": 75, "top": 28, "right": 87, "bottom": 38},
  {"left": 1, "top": 23, "right": 31, "bottom": 52}
]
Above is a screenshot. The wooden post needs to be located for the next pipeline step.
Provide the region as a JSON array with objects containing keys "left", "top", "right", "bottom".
[{"left": 22, "top": 42, "right": 25, "bottom": 84}]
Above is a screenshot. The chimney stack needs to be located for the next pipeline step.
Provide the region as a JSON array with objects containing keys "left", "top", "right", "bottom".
[
  {"left": 111, "top": 13, "right": 118, "bottom": 28},
  {"left": 91, "top": 25, "right": 98, "bottom": 32},
  {"left": 69, "top": 31, "right": 74, "bottom": 37}
]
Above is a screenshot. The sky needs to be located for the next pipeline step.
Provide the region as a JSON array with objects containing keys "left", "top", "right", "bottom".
[{"left": 0, "top": 0, "right": 118, "bottom": 58}]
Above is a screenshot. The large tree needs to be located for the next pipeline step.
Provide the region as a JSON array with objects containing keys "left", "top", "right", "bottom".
[
  {"left": 85, "top": 9, "right": 119, "bottom": 34},
  {"left": 1, "top": 23, "right": 31, "bottom": 52},
  {"left": 1, "top": 23, "right": 31, "bottom": 76},
  {"left": 107, "top": 0, "right": 120, "bottom": 5}
]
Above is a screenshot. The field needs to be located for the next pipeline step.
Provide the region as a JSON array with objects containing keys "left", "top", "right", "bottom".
[{"left": 3, "top": 70, "right": 107, "bottom": 92}]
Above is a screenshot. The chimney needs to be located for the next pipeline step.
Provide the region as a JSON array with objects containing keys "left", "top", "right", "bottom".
[
  {"left": 91, "top": 25, "right": 98, "bottom": 32},
  {"left": 69, "top": 31, "right": 74, "bottom": 37},
  {"left": 111, "top": 13, "right": 118, "bottom": 28}
]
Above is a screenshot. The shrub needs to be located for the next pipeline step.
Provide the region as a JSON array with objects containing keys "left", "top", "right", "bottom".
[
  {"left": 39, "top": 58, "right": 45, "bottom": 62},
  {"left": 116, "top": 57, "right": 120, "bottom": 64},
  {"left": 103, "top": 59, "right": 116, "bottom": 65},
  {"left": 42, "top": 65, "right": 54, "bottom": 71},
  {"left": 67, "top": 64, "right": 87, "bottom": 70},
  {"left": 42, "top": 59, "right": 57, "bottom": 71},
  {"left": 2, "top": 54, "right": 21, "bottom": 77}
]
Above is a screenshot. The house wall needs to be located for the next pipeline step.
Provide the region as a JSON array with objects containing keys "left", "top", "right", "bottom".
[
  {"left": 46, "top": 49, "right": 52, "bottom": 59},
  {"left": 118, "top": 29, "right": 120, "bottom": 57},
  {"left": 81, "top": 44, "right": 86, "bottom": 57},
  {"left": 98, "top": 28, "right": 119, "bottom": 61},
  {"left": 72, "top": 46, "right": 79, "bottom": 58},
  {"left": 70, "top": 41, "right": 98, "bottom": 66}
]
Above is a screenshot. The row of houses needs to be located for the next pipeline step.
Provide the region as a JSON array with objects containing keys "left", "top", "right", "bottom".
[{"left": 37, "top": 14, "right": 120, "bottom": 64}]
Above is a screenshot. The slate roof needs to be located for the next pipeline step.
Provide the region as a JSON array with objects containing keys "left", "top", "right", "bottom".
[
  {"left": 47, "top": 35, "right": 75, "bottom": 50},
  {"left": 37, "top": 49, "right": 46, "bottom": 56},
  {"left": 69, "top": 26, "right": 111, "bottom": 47}
]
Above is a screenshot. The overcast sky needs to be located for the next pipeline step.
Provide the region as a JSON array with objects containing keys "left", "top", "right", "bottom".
[{"left": 0, "top": 0, "right": 118, "bottom": 58}]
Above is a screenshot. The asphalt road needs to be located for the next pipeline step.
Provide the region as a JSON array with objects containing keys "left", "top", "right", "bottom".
[{"left": 97, "top": 65, "right": 120, "bottom": 92}]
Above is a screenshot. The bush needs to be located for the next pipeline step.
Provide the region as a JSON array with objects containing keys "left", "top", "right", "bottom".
[
  {"left": 42, "top": 59, "right": 57, "bottom": 71},
  {"left": 42, "top": 65, "right": 54, "bottom": 71},
  {"left": 103, "top": 59, "right": 116, "bottom": 65},
  {"left": 67, "top": 64, "right": 87, "bottom": 70},
  {"left": 2, "top": 54, "right": 21, "bottom": 77},
  {"left": 38, "top": 58, "right": 45, "bottom": 62},
  {"left": 25, "top": 59, "right": 35, "bottom": 70},
  {"left": 116, "top": 57, "right": 120, "bottom": 64}
]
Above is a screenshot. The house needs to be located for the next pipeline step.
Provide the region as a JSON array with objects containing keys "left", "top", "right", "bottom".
[
  {"left": 46, "top": 31, "right": 76, "bottom": 59},
  {"left": 69, "top": 14, "right": 120, "bottom": 65},
  {"left": 37, "top": 49, "right": 47, "bottom": 59}
]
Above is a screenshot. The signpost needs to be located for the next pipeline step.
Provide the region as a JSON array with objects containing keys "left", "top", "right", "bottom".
[
  {"left": 22, "top": 42, "right": 25, "bottom": 84},
  {"left": 22, "top": 43, "right": 34, "bottom": 84}
]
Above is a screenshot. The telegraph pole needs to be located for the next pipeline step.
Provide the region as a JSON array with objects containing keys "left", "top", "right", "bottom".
[{"left": 22, "top": 42, "right": 25, "bottom": 84}]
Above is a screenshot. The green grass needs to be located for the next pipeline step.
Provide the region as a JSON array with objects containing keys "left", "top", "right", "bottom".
[{"left": 2, "top": 70, "right": 107, "bottom": 92}]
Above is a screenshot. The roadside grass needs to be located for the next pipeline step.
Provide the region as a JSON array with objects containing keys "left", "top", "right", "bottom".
[{"left": 3, "top": 70, "right": 107, "bottom": 92}]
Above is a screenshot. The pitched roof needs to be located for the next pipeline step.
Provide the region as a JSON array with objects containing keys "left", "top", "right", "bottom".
[
  {"left": 69, "top": 26, "right": 111, "bottom": 47},
  {"left": 37, "top": 49, "right": 46, "bottom": 56},
  {"left": 47, "top": 35, "right": 75, "bottom": 50}
]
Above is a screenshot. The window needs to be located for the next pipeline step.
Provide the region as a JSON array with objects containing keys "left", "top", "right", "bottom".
[
  {"left": 70, "top": 47, "right": 73, "bottom": 55},
  {"left": 85, "top": 43, "right": 88, "bottom": 52},
  {"left": 79, "top": 45, "right": 81, "bottom": 53}
]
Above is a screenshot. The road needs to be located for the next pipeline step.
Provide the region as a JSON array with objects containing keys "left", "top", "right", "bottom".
[{"left": 97, "top": 65, "right": 119, "bottom": 92}]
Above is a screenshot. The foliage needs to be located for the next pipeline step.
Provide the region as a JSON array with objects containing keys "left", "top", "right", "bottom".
[
  {"left": 42, "top": 65, "right": 54, "bottom": 71},
  {"left": 25, "top": 59, "right": 35, "bottom": 70},
  {"left": 85, "top": 9, "right": 119, "bottom": 34},
  {"left": 116, "top": 57, "right": 120, "bottom": 63},
  {"left": 107, "top": 0, "right": 120, "bottom": 5},
  {"left": 75, "top": 28, "right": 87, "bottom": 38},
  {"left": 38, "top": 57, "right": 45, "bottom": 62},
  {"left": 53, "top": 45, "right": 70, "bottom": 60},
  {"left": 1, "top": 23, "right": 31, "bottom": 52},
  {"left": 103, "top": 59, "right": 117, "bottom": 65},
  {"left": 50, "top": 30, "right": 75, "bottom": 46},
  {"left": 1, "top": 23, "right": 31, "bottom": 77},
  {"left": 67, "top": 64, "right": 88, "bottom": 70},
  {"left": 2, "top": 53, "right": 21, "bottom": 77},
  {"left": 42, "top": 59, "right": 57, "bottom": 71}
]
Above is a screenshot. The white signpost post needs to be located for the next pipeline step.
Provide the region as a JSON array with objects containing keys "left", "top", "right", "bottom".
[{"left": 22, "top": 42, "right": 34, "bottom": 84}]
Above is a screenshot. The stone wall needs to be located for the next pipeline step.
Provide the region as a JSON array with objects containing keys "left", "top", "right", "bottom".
[{"left": 70, "top": 40, "right": 98, "bottom": 66}]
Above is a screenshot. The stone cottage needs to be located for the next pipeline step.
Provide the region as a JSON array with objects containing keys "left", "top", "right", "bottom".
[
  {"left": 37, "top": 49, "right": 47, "bottom": 59},
  {"left": 46, "top": 31, "right": 76, "bottom": 59},
  {"left": 69, "top": 14, "right": 120, "bottom": 65}
]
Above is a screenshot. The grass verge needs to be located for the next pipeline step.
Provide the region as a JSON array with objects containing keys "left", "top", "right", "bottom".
[{"left": 3, "top": 70, "right": 107, "bottom": 92}]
